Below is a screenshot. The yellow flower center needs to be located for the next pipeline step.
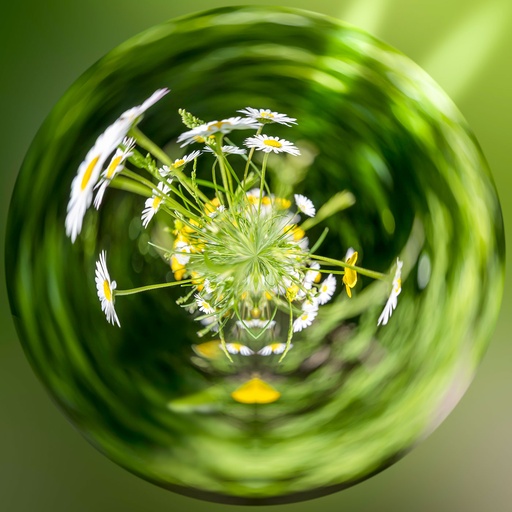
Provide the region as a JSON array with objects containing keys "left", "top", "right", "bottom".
[
  {"left": 80, "top": 155, "right": 100, "bottom": 190},
  {"left": 152, "top": 196, "right": 162, "bottom": 209},
  {"left": 209, "top": 121, "right": 228, "bottom": 130},
  {"left": 173, "top": 159, "right": 185, "bottom": 168},
  {"left": 103, "top": 280, "right": 112, "bottom": 302},
  {"left": 263, "top": 139, "right": 282, "bottom": 148},
  {"left": 105, "top": 155, "right": 123, "bottom": 179},
  {"left": 260, "top": 112, "right": 274, "bottom": 119}
]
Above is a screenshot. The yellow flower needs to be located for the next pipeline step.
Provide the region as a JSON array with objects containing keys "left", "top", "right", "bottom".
[
  {"left": 342, "top": 249, "right": 358, "bottom": 298},
  {"left": 231, "top": 377, "right": 281, "bottom": 404}
]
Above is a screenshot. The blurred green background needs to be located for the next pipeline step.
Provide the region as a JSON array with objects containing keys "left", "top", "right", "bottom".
[{"left": 1, "top": 0, "right": 510, "bottom": 510}]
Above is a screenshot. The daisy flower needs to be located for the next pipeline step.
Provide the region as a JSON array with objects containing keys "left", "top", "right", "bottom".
[
  {"left": 238, "top": 107, "right": 297, "bottom": 126},
  {"left": 294, "top": 194, "right": 316, "bottom": 217},
  {"left": 195, "top": 294, "right": 215, "bottom": 315},
  {"left": 94, "top": 250, "right": 120, "bottom": 327},
  {"left": 304, "top": 262, "right": 321, "bottom": 285},
  {"left": 317, "top": 274, "right": 337, "bottom": 305},
  {"left": 258, "top": 343, "right": 291, "bottom": 356},
  {"left": 65, "top": 89, "right": 169, "bottom": 242},
  {"left": 173, "top": 239, "right": 191, "bottom": 265},
  {"left": 378, "top": 259, "right": 403, "bottom": 326},
  {"left": 293, "top": 309, "right": 318, "bottom": 333},
  {"left": 93, "top": 137, "right": 135, "bottom": 209},
  {"left": 301, "top": 295, "right": 319, "bottom": 312},
  {"left": 178, "top": 117, "right": 259, "bottom": 146},
  {"left": 244, "top": 135, "right": 300, "bottom": 156},
  {"left": 117, "top": 88, "right": 169, "bottom": 127},
  {"left": 342, "top": 248, "right": 358, "bottom": 298},
  {"left": 66, "top": 121, "right": 128, "bottom": 242},
  {"left": 204, "top": 145, "right": 247, "bottom": 155},
  {"left": 141, "top": 182, "right": 171, "bottom": 228},
  {"left": 159, "top": 150, "right": 202, "bottom": 176},
  {"left": 225, "top": 343, "right": 254, "bottom": 356},
  {"left": 236, "top": 319, "right": 276, "bottom": 330}
]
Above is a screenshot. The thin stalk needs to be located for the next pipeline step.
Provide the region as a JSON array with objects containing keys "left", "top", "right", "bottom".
[
  {"left": 130, "top": 126, "right": 209, "bottom": 203},
  {"left": 310, "top": 254, "right": 387, "bottom": 280},
  {"left": 279, "top": 298, "right": 294, "bottom": 363},
  {"left": 242, "top": 126, "right": 263, "bottom": 185},
  {"left": 115, "top": 279, "right": 193, "bottom": 297},
  {"left": 257, "top": 153, "right": 269, "bottom": 216},
  {"left": 215, "top": 134, "right": 234, "bottom": 210}
]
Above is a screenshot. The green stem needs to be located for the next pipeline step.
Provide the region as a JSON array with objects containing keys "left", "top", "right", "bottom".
[
  {"left": 121, "top": 169, "right": 201, "bottom": 222},
  {"left": 215, "top": 134, "right": 234, "bottom": 210},
  {"left": 242, "top": 126, "right": 263, "bottom": 185},
  {"left": 115, "top": 279, "right": 193, "bottom": 296},
  {"left": 310, "top": 254, "right": 387, "bottom": 280},
  {"left": 279, "top": 298, "right": 294, "bottom": 363},
  {"left": 257, "top": 153, "right": 269, "bottom": 216},
  {"left": 131, "top": 126, "right": 172, "bottom": 166},
  {"left": 130, "top": 126, "right": 209, "bottom": 204}
]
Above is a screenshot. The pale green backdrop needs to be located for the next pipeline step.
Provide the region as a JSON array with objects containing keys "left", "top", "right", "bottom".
[{"left": 1, "top": 0, "right": 510, "bottom": 510}]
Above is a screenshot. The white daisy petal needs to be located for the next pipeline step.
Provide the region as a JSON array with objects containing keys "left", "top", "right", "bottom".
[
  {"left": 378, "top": 259, "right": 403, "bottom": 326},
  {"left": 178, "top": 117, "right": 259, "bottom": 146},
  {"left": 305, "top": 262, "right": 321, "bottom": 284},
  {"left": 204, "top": 145, "right": 247, "bottom": 155},
  {"left": 195, "top": 294, "right": 215, "bottom": 315},
  {"left": 66, "top": 89, "right": 168, "bottom": 242},
  {"left": 257, "top": 343, "right": 291, "bottom": 355},
  {"left": 94, "top": 250, "right": 120, "bottom": 327},
  {"left": 141, "top": 182, "right": 170, "bottom": 228},
  {"left": 294, "top": 194, "right": 316, "bottom": 217},
  {"left": 244, "top": 135, "right": 300, "bottom": 156},
  {"left": 293, "top": 309, "right": 318, "bottom": 332},
  {"left": 317, "top": 274, "right": 337, "bottom": 305},
  {"left": 224, "top": 343, "right": 254, "bottom": 356},
  {"left": 237, "top": 107, "right": 297, "bottom": 126},
  {"left": 93, "top": 137, "right": 136, "bottom": 209},
  {"left": 174, "top": 240, "right": 191, "bottom": 265}
]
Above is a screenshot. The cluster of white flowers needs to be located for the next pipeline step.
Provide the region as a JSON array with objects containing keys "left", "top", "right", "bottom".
[{"left": 64, "top": 88, "right": 405, "bottom": 367}]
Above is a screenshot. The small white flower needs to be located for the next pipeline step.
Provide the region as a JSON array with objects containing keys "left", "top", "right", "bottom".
[
  {"left": 293, "top": 309, "right": 318, "bottom": 333},
  {"left": 174, "top": 240, "right": 191, "bottom": 265},
  {"left": 94, "top": 250, "right": 120, "bottom": 327},
  {"left": 160, "top": 151, "right": 202, "bottom": 177},
  {"left": 204, "top": 145, "right": 247, "bottom": 155},
  {"left": 178, "top": 117, "right": 259, "bottom": 146},
  {"left": 94, "top": 137, "right": 135, "bottom": 209},
  {"left": 195, "top": 294, "right": 215, "bottom": 314},
  {"left": 208, "top": 204, "right": 226, "bottom": 218},
  {"left": 66, "top": 121, "right": 128, "bottom": 242},
  {"left": 378, "top": 259, "right": 403, "bottom": 326},
  {"left": 294, "top": 194, "right": 316, "bottom": 217},
  {"left": 65, "top": 89, "right": 169, "bottom": 242},
  {"left": 236, "top": 319, "right": 276, "bottom": 330},
  {"left": 225, "top": 343, "right": 254, "bottom": 356},
  {"left": 304, "top": 262, "right": 321, "bottom": 284},
  {"left": 301, "top": 295, "right": 319, "bottom": 312},
  {"left": 203, "top": 279, "right": 214, "bottom": 294},
  {"left": 238, "top": 107, "right": 297, "bottom": 127},
  {"left": 244, "top": 135, "right": 300, "bottom": 156},
  {"left": 258, "top": 343, "right": 291, "bottom": 356},
  {"left": 317, "top": 274, "right": 337, "bottom": 305},
  {"left": 141, "top": 182, "right": 170, "bottom": 228},
  {"left": 118, "top": 88, "right": 169, "bottom": 126},
  {"left": 199, "top": 315, "right": 218, "bottom": 331}
]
